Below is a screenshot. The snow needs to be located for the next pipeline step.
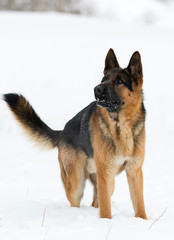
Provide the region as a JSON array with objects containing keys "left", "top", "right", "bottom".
[
  {"left": 0, "top": 10, "right": 174, "bottom": 240},
  {"left": 85, "top": 0, "right": 174, "bottom": 27}
]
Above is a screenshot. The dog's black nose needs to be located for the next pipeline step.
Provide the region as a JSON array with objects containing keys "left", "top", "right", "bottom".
[{"left": 94, "top": 85, "right": 104, "bottom": 97}]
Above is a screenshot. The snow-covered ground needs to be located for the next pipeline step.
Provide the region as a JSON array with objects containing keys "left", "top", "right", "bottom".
[
  {"left": 0, "top": 11, "right": 174, "bottom": 240},
  {"left": 90, "top": 0, "right": 174, "bottom": 27}
]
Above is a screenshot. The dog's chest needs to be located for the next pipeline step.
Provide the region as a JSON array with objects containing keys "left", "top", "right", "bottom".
[
  {"left": 111, "top": 155, "right": 131, "bottom": 167},
  {"left": 114, "top": 121, "right": 134, "bottom": 154},
  {"left": 109, "top": 122, "right": 134, "bottom": 168}
]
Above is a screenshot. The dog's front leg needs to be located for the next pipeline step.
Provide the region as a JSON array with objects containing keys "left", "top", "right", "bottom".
[
  {"left": 126, "top": 166, "right": 147, "bottom": 219},
  {"left": 96, "top": 165, "right": 114, "bottom": 219},
  {"left": 91, "top": 113, "right": 114, "bottom": 219}
]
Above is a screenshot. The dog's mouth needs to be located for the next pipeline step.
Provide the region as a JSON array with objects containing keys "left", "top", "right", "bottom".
[
  {"left": 96, "top": 96, "right": 120, "bottom": 112},
  {"left": 94, "top": 85, "right": 123, "bottom": 112}
]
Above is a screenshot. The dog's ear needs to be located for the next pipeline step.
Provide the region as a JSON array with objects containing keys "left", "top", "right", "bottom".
[
  {"left": 127, "top": 51, "right": 142, "bottom": 77},
  {"left": 127, "top": 51, "right": 143, "bottom": 90},
  {"left": 104, "top": 48, "right": 120, "bottom": 74}
]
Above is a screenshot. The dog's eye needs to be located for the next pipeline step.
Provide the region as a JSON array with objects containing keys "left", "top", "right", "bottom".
[{"left": 115, "top": 78, "right": 123, "bottom": 85}]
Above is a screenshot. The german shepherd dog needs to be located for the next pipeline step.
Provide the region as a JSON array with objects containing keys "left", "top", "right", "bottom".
[{"left": 4, "top": 49, "right": 147, "bottom": 219}]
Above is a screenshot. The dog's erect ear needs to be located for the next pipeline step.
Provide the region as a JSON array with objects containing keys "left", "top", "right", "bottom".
[
  {"left": 127, "top": 51, "right": 142, "bottom": 77},
  {"left": 104, "top": 48, "right": 120, "bottom": 74}
]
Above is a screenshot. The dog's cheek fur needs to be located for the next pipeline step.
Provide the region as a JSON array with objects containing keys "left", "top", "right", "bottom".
[{"left": 114, "top": 86, "right": 140, "bottom": 117}]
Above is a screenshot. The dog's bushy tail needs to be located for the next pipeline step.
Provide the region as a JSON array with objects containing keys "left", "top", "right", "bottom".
[{"left": 3, "top": 93, "right": 61, "bottom": 149}]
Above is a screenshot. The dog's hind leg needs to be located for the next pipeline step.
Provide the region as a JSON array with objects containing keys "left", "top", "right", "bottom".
[
  {"left": 89, "top": 173, "right": 98, "bottom": 208},
  {"left": 65, "top": 168, "right": 85, "bottom": 207},
  {"left": 58, "top": 146, "right": 86, "bottom": 207}
]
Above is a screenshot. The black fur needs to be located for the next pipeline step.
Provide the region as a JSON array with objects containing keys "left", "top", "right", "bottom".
[
  {"left": 60, "top": 102, "right": 96, "bottom": 157},
  {"left": 3, "top": 93, "right": 19, "bottom": 108},
  {"left": 102, "top": 69, "right": 133, "bottom": 92}
]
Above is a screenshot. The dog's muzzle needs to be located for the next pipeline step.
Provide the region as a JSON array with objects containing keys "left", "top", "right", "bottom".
[{"left": 94, "top": 85, "right": 121, "bottom": 112}]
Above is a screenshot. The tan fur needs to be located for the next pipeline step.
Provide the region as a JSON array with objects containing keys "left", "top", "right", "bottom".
[
  {"left": 10, "top": 96, "right": 54, "bottom": 149},
  {"left": 87, "top": 158, "right": 96, "bottom": 174},
  {"left": 22, "top": 128, "right": 54, "bottom": 150},
  {"left": 58, "top": 144, "right": 100, "bottom": 208},
  {"left": 58, "top": 143, "right": 87, "bottom": 207}
]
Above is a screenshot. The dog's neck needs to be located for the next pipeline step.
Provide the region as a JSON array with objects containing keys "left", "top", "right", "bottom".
[
  {"left": 97, "top": 101, "right": 143, "bottom": 128},
  {"left": 108, "top": 112, "right": 119, "bottom": 122}
]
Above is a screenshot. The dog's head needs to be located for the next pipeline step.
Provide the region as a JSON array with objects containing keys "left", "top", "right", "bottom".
[{"left": 94, "top": 49, "right": 143, "bottom": 113}]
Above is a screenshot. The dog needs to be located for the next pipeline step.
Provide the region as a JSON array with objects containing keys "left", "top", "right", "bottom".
[{"left": 3, "top": 49, "right": 147, "bottom": 219}]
